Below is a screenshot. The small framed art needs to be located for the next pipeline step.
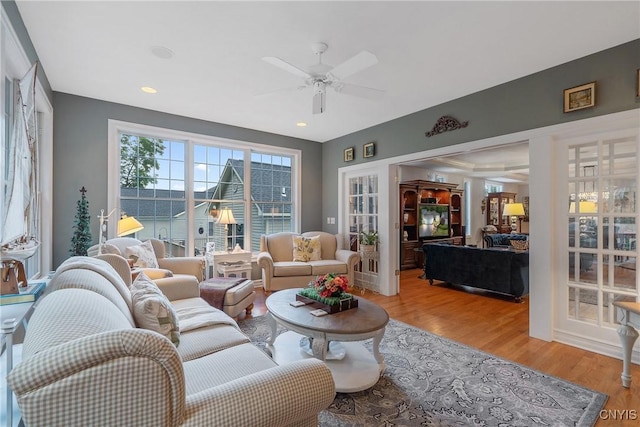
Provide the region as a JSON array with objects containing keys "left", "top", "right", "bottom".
[
  {"left": 344, "top": 147, "right": 354, "bottom": 162},
  {"left": 563, "top": 82, "right": 596, "bottom": 113},
  {"left": 363, "top": 142, "right": 375, "bottom": 158}
]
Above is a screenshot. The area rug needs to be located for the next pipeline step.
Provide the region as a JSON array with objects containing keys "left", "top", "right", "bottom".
[{"left": 238, "top": 316, "right": 607, "bottom": 427}]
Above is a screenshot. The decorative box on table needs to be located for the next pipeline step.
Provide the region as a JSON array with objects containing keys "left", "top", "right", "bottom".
[{"left": 296, "top": 288, "right": 358, "bottom": 314}]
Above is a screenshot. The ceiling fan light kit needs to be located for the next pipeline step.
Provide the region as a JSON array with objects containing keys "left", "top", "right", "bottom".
[{"left": 262, "top": 42, "right": 383, "bottom": 114}]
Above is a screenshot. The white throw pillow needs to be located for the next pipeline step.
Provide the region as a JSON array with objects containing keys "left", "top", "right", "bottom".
[
  {"left": 124, "top": 240, "right": 159, "bottom": 268},
  {"left": 130, "top": 273, "right": 180, "bottom": 346},
  {"left": 292, "top": 235, "right": 322, "bottom": 262}
]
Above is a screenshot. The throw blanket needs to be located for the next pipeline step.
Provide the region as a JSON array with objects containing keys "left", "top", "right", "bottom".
[
  {"left": 52, "top": 256, "right": 132, "bottom": 309},
  {"left": 176, "top": 305, "right": 238, "bottom": 332},
  {"left": 199, "top": 277, "right": 246, "bottom": 310}
]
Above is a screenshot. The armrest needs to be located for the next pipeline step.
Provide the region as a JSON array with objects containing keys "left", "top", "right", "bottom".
[
  {"left": 182, "top": 359, "right": 335, "bottom": 427},
  {"left": 257, "top": 252, "right": 274, "bottom": 290},
  {"left": 158, "top": 256, "right": 205, "bottom": 281},
  {"left": 141, "top": 268, "right": 173, "bottom": 280},
  {"left": 335, "top": 249, "right": 360, "bottom": 266},
  {"left": 155, "top": 275, "right": 201, "bottom": 301},
  {"left": 9, "top": 329, "right": 185, "bottom": 426}
]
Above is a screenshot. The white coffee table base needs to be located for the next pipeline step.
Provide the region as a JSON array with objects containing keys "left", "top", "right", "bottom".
[{"left": 272, "top": 330, "right": 383, "bottom": 393}]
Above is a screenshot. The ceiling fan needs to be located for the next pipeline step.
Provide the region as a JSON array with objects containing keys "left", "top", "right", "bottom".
[{"left": 261, "top": 42, "right": 383, "bottom": 114}]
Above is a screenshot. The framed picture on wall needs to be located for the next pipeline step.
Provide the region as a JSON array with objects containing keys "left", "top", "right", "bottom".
[
  {"left": 363, "top": 142, "right": 375, "bottom": 158},
  {"left": 563, "top": 82, "right": 596, "bottom": 112},
  {"left": 344, "top": 147, "right": 354, "bottom": 162}
]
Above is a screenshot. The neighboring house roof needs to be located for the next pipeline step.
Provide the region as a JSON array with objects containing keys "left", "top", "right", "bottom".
[{"left": 121, "top": 159, "right": 291, "bottom": 218}]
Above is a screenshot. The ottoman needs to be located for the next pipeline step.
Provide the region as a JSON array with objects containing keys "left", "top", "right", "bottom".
[{"left": 199, "top": 277, "right": 255, "bottom": 318}]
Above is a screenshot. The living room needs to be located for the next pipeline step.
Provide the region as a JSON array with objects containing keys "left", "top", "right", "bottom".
[{"left": 1, "top": 1, "right": 639, "bottom": 425}]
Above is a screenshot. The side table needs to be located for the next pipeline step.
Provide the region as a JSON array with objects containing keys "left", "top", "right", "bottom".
[
  {"left": 2, "top": 301, "right": 35, "bottom": 427},
  {"left": 206, "top": 251, "right": 252, "bottom": 279}
]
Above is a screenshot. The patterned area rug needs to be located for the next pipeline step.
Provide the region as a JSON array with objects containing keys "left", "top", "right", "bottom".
[{"left": 238, "top": 316, "right": 607, "bottom": 427}]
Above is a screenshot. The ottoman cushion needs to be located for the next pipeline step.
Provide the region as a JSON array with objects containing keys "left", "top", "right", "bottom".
[{"left": 200, "top": 277, "right": 253, "bottom": 310}]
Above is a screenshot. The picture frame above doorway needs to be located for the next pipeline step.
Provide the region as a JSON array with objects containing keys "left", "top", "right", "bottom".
[
  {"left": 344, "top": 147, "right": 354, "bottom": 162},
  {"left": 563, "top": 82, "right": 596, "bottom": 113},
  {"left": 363, "top": 142, "right": 375, "bottom": 158}
]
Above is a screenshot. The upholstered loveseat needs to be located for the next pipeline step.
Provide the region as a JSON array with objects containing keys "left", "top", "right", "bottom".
[
  {"left": 257, "top": 231, "right": 360, "bottom": 291},
  {"left": 8, "top": 256, "right": 335, "bottom": 426}
]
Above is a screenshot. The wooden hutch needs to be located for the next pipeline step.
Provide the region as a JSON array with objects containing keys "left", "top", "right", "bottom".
[
  {"left": 400, "top": 180, "right": 465, "bottom": 270},
  {"left": 485, "top": 192, "right": 517, "bottom": 233}
]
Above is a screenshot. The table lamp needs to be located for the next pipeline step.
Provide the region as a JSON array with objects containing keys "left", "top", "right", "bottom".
[
  {"left": 502, "top": 203, "right": 525, "bottom": 233},
  {"left": 216, "top": 207, "right": 236, "bottom": 250}
]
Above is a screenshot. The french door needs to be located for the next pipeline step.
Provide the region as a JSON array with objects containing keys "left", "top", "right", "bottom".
[{"left": 556, "top": 127, "right": 638, "bottom": 345}]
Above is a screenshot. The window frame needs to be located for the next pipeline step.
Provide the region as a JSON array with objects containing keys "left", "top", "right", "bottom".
[{"left": 107, "top": 120, "right": 301, "bottom": 254}]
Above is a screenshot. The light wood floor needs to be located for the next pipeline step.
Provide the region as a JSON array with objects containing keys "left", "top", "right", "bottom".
[{"left": 243, "top": 270, "right": 640, "bottom": 426}]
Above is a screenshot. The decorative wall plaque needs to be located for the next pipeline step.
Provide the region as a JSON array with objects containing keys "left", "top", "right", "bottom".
[{"left": 425, "top": 115, "right": 469, "bottom": 138}]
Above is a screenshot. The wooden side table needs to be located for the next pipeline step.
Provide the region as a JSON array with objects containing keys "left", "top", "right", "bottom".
[
  {"left": 209, "top": 251, "right": 252, "bottom": 279},
  {"left": 613, "top": 301, "right": 640, "bottom": 387}
]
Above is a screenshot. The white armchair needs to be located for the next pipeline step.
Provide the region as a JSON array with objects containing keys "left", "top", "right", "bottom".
[{"left": 88, "top": 237, "right": 205, "bottom": 282}]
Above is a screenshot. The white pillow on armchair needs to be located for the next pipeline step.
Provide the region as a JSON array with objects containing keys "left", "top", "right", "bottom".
[{"left": 125, "top": 240, "right": 159, "bottom": 268}]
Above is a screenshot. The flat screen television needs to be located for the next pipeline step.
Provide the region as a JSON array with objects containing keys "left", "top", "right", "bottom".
[{"left": 419, "top": 204, "right": 449, "bottom": 238}]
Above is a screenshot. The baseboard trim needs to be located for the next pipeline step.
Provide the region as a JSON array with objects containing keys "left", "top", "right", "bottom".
[{"left": 554, "top": 328, "right": 640, "bottom": 364}]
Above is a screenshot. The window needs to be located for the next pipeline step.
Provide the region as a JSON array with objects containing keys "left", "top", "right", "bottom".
[{"left": 110, "top": 122, "right": 299, "bottom": 256}]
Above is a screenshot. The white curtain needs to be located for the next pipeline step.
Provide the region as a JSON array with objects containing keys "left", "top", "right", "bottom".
[{"left": 2, "top": 63, "right": 38, "bottom": 246}]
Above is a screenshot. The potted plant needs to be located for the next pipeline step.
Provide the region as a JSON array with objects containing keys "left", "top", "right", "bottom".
[{"left": 359, "top": 231, "right": 379, "bottom": 257}]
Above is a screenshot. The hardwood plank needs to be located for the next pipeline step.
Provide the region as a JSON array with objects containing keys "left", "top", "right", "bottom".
[{"left": 241, "top": 271, "right": 640, "bottom": 426}]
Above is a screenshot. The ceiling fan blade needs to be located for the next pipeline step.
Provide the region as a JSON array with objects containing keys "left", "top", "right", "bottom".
[
  {"left": 326, "top": 50, "right": 378, "bottom": 81},
  {"left": 333, "top": 83, "right": 385, "bottom": 100},
  {"left": 312, "top": 91, "right": 325, "bottom": 114},
  {"left": 262, "top": 56, "right": 311, "bottom": 79}
]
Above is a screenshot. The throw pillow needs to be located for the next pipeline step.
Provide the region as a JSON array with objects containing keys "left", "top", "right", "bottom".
[
  {"left": 292, "top": 235, "right": 322, "bottom": 262},
  {"left": 130, "top": 273, "right": 180, "bottom": 346},
  {"left": 124, "top": 240, "right": 159, "bottom": 268}
]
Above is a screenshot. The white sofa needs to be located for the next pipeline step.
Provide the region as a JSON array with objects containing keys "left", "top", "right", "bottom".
[
  {"left": 257, "top": 231, "right": 360, "bottom": 291},
  {"left": 8, "top": 256, "right": 335, "bottom": 426}
]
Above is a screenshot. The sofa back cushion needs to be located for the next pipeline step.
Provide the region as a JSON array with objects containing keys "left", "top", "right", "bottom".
[
  {"left": 23, "top": 288, "right": 133, "bottom": 359},
  {"left": 51, "top": 257, "right": 136, "bottom": 326},
  {"left": 261, "top": 232, "right": 298, "bottom": 262}
]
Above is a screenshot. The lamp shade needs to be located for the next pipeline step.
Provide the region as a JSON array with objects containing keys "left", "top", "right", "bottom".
[
  {"left": 216, "top": 207, "right": 236, "bottom": 225},
  {"left": 503, "top": 203, "right": 525, "bottom": 217},
  {"left": 117, "top": 215, "right": 144, "bottom": 237},
  {"left": 569, "top": 201, "right": 597, "bottom": 214}
]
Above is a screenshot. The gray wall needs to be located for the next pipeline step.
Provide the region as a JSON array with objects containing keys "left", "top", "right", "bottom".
[
  {"left": 52, "top": 93, "right": 322, "bottom": 267},
  {"left": 321, "top": 39, "right": 640, "bottom": 234}
]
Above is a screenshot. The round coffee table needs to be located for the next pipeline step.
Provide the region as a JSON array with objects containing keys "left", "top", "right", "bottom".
[{"left": 265, "top": 288, "right": 389, "bottom": 393}]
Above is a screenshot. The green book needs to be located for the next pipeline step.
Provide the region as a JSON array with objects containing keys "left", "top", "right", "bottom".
[{"left": 0, "top": 281, "right": 46, "bottom": 305}]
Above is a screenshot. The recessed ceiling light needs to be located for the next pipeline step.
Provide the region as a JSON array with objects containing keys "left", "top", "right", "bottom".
[
  {"left": 150, "top": 46, "right": 174, "bottom": 59},
  {"left": 141, "top": 86, "right": 157, "bottom": 94},
  {"left": 296, "top": 121, "right": 307, "bottom": 127}
]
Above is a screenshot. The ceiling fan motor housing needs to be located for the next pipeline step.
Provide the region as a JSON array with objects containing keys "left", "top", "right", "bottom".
[{"left": 313, "top": 80, "right": 326, "bottom": 94}]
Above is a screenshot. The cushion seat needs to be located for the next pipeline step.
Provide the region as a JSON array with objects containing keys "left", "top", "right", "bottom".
[
  {"left": 308, "top": 260, "right": 348, "bottom": 276},
  {"left": 273, "top": 261, "right": 313, "bottom": 276}
]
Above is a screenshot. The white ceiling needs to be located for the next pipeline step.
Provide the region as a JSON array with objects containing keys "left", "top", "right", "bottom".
[
  {"left": 401, "top": 142, "right": 531, "bottom": 183},
  {"left": 15, "top": 1, "right": 640, "bottom": 143}
]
